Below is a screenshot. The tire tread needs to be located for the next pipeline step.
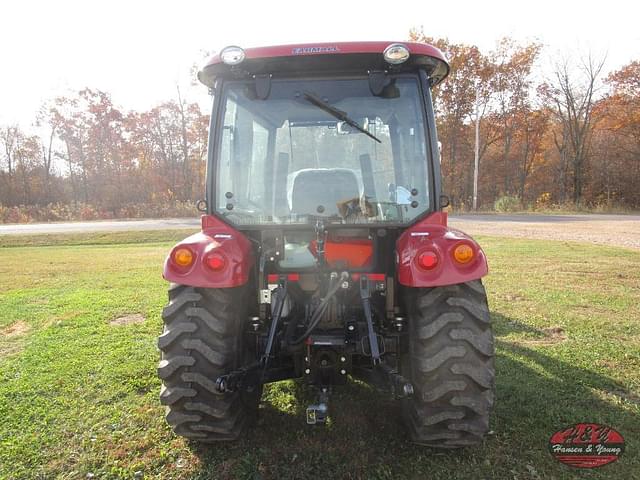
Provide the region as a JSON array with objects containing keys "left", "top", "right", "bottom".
[
  {"left": 402, "top": 280, "right": 495, "bottom": 448},
  {"left": 158, "top": 285, "right": 259, "bottom": 442}
]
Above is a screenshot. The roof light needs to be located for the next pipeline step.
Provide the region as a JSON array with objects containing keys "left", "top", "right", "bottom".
[
  {"left": 383, "top": 43, "right": 410, "bottom": 65},
  {"left": 220, "top": 46, "right": 245, "bottom": 66}
]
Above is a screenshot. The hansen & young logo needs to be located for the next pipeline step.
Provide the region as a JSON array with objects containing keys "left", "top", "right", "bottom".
[{"left": 548, "top": 423, "right": 625, "bottom": 468}]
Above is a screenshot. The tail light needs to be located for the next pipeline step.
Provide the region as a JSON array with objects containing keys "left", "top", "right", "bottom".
[
  {"left": 204, "top": 251, "right": 227, "bottom": 272},
  {"left": 416, "top": 250, "right": 439, "bottom": 270},
  {"left": 452, "top": 243, "right": 475, "bottom": 264},
  {"left": 171, "top": 246, "right": 195, "bottom": 269}
]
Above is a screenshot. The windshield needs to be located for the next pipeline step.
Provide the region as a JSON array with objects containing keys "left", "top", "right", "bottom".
[{"left": 214, "top": 76, "right": 432, "bottom": 226}]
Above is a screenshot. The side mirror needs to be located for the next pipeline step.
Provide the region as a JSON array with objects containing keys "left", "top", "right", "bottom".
[
  {"left": 196, "top": 199, "right": 208, "bottom": 212},
  {"left": 439, "top": 195, "right": 450, "bottom": 209}
]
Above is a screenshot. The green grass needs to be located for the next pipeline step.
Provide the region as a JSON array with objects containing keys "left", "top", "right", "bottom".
[
  {"left": 0, "top": 229, "right": 197, "bottom": 248},
  {"left": 0, "top": 232, "right": 638, "bottom": 479}
]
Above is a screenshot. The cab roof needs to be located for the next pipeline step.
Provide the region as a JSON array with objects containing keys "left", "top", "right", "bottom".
[{"left": 198, "top": 41, "right": 449, "bottom": 88}]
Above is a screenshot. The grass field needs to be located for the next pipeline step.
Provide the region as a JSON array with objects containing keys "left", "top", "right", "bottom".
[{"left": 0, "top": 232, "right": 639, "bottom": 479}]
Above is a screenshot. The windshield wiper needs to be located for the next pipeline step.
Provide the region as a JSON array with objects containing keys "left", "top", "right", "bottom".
[{"left": 303, "top": 92, "right": 381, "bottom": 143}]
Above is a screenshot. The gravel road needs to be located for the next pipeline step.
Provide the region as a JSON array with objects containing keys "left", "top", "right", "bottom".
[{"left": 449, "top": 214, "right": 640, "bottom": 250}]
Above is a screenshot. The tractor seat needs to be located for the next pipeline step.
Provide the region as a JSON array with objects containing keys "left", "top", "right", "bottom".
[{"left": 288, "top": 168, "right": 361, "bottom": 217}]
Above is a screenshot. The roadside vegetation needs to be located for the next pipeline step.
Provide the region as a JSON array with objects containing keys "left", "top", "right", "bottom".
[
  {"left": 488, "top": 194, "right": 637, "bottom": 214},
  {"left": 0, "top": 202, "right": 197, "bottom": 225},
  {"left": 0, "top": 232, "right": 638, "bottom": 479}
]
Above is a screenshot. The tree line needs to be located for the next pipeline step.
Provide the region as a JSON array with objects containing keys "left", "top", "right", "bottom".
[
  {"left": 1, "top": 35, "right": 639, "bottom": 222},
  {"left": 410, "top": 31, "right": 640, "bottom": 211},
  {"left": 0, "top": 88, "right": 208, "bottom": 222}
]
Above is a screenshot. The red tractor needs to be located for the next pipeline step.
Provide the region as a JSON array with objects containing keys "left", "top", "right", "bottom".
[{"left": 159, "top": 42, "right": 494, "bottom": 448}]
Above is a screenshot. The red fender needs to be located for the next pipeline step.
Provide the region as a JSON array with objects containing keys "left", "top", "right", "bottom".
[
  {"left": 396, "top": 212, "right": 488, "bottom": 287},
  {"left": 163, "top": 215, "right": 253, "bottom": 288}
]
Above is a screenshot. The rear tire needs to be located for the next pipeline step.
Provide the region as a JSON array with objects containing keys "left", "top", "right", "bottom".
[
  {"left": 158, "top": 284, "right": 260, "bottom": 442},
  {"left": 402, "top": 280, "right": 495, "bottom": 448}
]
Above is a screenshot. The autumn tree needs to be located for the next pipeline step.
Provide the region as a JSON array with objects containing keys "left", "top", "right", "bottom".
[
  {"left": 540, "top": 54, "right": 606, "bottom": 205},
  {"left": 488, "top": 39, "right": 542, "bottom": 199},
  {"left": 410, "top": 31, "right": 544, "bottom": 207},
  {"left": 515, "top": 108, "right": 549, "bottom": 202},
  {"left": 410, "top": 29, "right": 496, "bottom": 206},
  {"left": 126, "top": 96, "right": 208, "bottom": 204},
  {"left": 591, "top": 61, "right": 640, "bottom": 206},
  {"left": 0, "top": 126, "right": 18, "bottom": 205},
  {"left": 36, "top": 103, "right": 65, "bottom": 204},
  {"left": 0, "top": 126, "right": 45, "bottom": 206}
]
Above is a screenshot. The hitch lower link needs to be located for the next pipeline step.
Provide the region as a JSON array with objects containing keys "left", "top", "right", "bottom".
[
  {"left": 360, "top": 276, "right": 414, "bottom": 399},
  {"left": 215, "top": 361, "right": 261, "bottom": 393},
  {"left": 216, "top": 277, "right": 288, "bottom": 394}
]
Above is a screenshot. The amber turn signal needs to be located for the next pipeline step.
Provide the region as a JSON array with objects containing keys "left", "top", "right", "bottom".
[
  {"left": 417, "top": 250, "right": 439, "bottom": 270},
  {"left": 172, "top": 247, "right": 194, "bottom": 267},
  {"left": 453, "top": 243, "right": 474, "bottom": 264}
]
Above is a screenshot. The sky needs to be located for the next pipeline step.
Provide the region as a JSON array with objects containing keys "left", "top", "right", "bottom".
[{"left": 1, "top": 0, "right": 639, "bottom": 128}]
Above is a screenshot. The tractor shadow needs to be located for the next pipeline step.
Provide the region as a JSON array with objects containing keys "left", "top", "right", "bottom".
[{"left": 189, "top": 313, "right": 639, "bottom": 479}]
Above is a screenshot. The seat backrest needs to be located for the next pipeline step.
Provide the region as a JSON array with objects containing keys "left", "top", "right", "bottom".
[{"left": 289, "top": 168, "right": 361, "bottom": 216}]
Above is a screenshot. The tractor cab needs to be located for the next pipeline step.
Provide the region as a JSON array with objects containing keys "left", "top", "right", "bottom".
[
  {"left": 200, "top": 43, "right": 449, "bottom": 222},
  {"left": 198, "top": 42, "right": 449, "bottom": 272}
]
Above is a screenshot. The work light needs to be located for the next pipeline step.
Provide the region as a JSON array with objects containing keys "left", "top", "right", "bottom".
[
  {"left": 220, "top": 46, "right": 246, "bottom": 65},
  {"left": 383, "top": 43, "right": 410, "bottom": 64}
]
